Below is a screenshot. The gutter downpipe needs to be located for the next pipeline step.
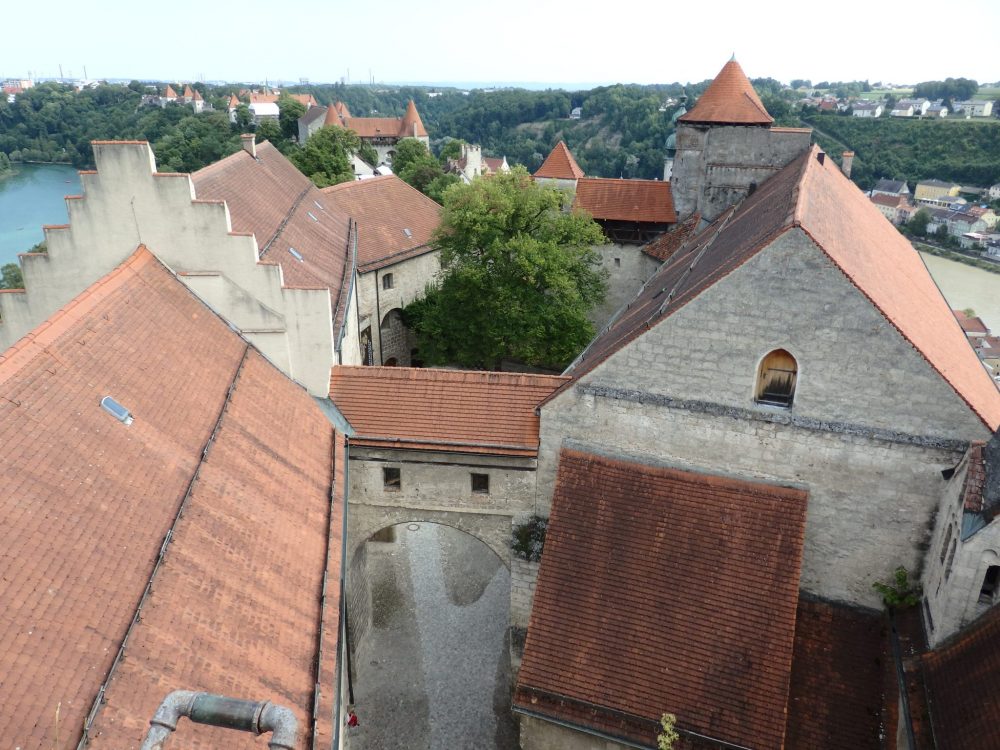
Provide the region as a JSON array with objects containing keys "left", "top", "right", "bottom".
[{"left": 140, "top": 691, "right": 297, "bottom": 750}]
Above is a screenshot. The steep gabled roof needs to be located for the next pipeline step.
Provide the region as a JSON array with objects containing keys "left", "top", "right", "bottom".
[
  {"left": 552, "top": 146, "right": 1000, "bottom": 431},
  {"left": 329, "top": 366, "right": 568, "bottom": 456},
  {"left": 163, "top": 84, "right": 177, "bottom": 98},
  {"left": 642, "top": 211, "right": 701, "bottom": 261},
  {"left": 0, "top": 248, "right": 341, "bottom": 749},
  {"left": 533, "top": 141, "right": 584, "bottom": 180},
  {"left": 573, "top": 177, "right": 676, "bottom": 224},
  {"left": 321, "top": 175, "right": 441, "bottom": 271},
  {"left": 182, "top": 84, "right": 194, "bottom": 98},
  {"left": 515, "top": 449, "right": 808, "bottom": 748},
  {"left": 400, "top": 99, "right": 428, "bottom": 137},
  {"left": 299, "top": 104, "right": 327, "bottom": 128},
  {"left": 679, "top": 58, "right": 773, "bottom": 126},
  {"left": 192, "top": 140, "right": 355, "bottom": 336}
]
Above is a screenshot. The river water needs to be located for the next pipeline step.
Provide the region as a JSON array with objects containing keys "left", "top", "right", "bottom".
[
  {"left": 920, "top": 252, "right": 1000, "bottom": 332},
  {"left": 0, "top": 163, "right": 81, "bottom": 265}
]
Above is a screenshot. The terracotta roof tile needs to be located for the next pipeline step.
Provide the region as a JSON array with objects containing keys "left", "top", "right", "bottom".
[
  {"left": 961, "top": 442, "right": 988, "bottom": 512},
  {"left": 642, "top": 212, "right": 701, "bottom": 261},
  {"left": 922, "top": 604, "right": 1000, "bottom": 749},
  {"left": 785, "top": 597, "right": 891, "bottom": 748},
  {"left": 572, "top": 177, "right": 676, "bottom": 224},
  {"left": 325, "top": 101, "right": 427, "bottom": 139},
  {"left": 679, "top": 59, "right": 773, "bottom": 126},
  {"left": 192, "top": 141, "right": 355, "bottom": 337},
  {"left": 553, "top": 146, "right": 1000, "bottom": 430},
  {"left": 321, "top": 175, "right": 441, "bottom": 271},
  {"left": 515, "top": 449, "right": 808, "bottom": 748},
  {"left": 400, "top": 100, "right": 428, "bottom": 138},
  {"left": 329, "top": 366, "right": 568, "bottom": 456},
  {"left": 533, "top": 141, "right": 584, "bottom": 180},
  {"left": 0, "top": 248, "right": 341, "bottom": 749}
]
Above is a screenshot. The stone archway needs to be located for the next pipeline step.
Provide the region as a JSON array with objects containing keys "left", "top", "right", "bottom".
[{"left": 379, "top": 308, "right": 414, "bottom": 367}]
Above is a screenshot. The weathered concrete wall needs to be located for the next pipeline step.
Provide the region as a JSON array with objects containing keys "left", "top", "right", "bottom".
[
  {"left": 538, "top": 230, "right": 990, "bottom": 608},
  {"left": 671, "top": 124, "right": 812, "bottom": 220},
  {"left": 355, "top": 250, "right": 440, "bottom": 365},
  {"left": 588, "top": 244, "right": 660, "bottom": 333},
  {"left": 519, "top": 715, "right": 632, "bottom": 750},
  {"left": 347, "top": 446, "right": 538, "bottom": 565},
  {"left": 923, "top": 455, "right": 1000, "bottom": 645},
  {"left": 0, "top": 142, "right": 336, "bottom": 396}
]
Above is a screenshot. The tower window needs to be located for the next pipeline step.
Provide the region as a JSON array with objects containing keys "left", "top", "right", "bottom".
[
  {"left": 755, "top": 349, "right": 798, "bottom": 407},
  {"left": 382, "top": 273, "right": 394, "bottom": 290},
  {"left": 471, "top": 473, "right": 489, "bottom": 494},
  {"left": 979, "top": 566, "right": 1000, "bottom": 604},
  {"left": 383, "top": 467, "right": 401, "bottom": 491}
]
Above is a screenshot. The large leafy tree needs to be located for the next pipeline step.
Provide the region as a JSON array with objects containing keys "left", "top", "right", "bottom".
[
  {"left": 404, "top": 167, "right": 606, "bottom": 370},
  {"left": 290, "top": 126, "right": 358, "bottom": 187}
]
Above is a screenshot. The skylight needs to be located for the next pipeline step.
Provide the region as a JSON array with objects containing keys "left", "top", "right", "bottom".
[
  {"left": 100, "top": 396, "right": 134, "bottom": 426},
  {"left": 403, "top": 228, "right": 412, "bottom": 238},
  {"left": 289, "top": 247, "right": 304, "bottom": 262},
  {"left": 308, "top": 212, "right": 318, "bottom": 222},
  {"left": 314, "top": 200, "right": 325, "bottom": 211}
]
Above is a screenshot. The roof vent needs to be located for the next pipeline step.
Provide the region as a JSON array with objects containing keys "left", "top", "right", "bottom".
[
  {"left": 101, "top": 396, "right": 134, "bottom": 426},
  {"left": 403, "top": 228, "right": 412, "bottom": 238},
  {"left": 289, "top": 247, "right": 304, "bottom": 262},
  {"left": 817, "top": 151, "right": 826, "bottom": 165}
]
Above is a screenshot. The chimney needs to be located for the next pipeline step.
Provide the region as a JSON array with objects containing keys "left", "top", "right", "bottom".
[
  {"left": 841, "top": 151, "right": 854, "bottom": 179},
  {"left": 816, "top": 151, "right": 826, "bottom": 166},
  {"left": 240, "top": 133, "right": 256, "bottom": 158}
]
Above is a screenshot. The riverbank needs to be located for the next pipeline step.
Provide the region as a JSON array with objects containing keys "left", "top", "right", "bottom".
[
  {"left": 0, "top": 163, "right": 81, "bottom": 265},
  {"left": 913, "top": 241, "right": 1000, "bottom": 275}
]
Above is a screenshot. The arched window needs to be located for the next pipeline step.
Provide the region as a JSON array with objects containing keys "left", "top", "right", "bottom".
[
  {"left": 755, "top": 349, "right": 798, "bottom": 407},
  {"left": 383, "top": 273, "right": 394, "bottom": 290}
]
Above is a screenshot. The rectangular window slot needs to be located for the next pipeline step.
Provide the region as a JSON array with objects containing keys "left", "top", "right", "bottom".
[
  {"left": 314, "top": 200, "right": 325, "bottom": 210},
  {"left": 307, "top": 212, "right": 318, "bottom": 222},
  {"left": 471, "top": 473, "right": 489, "bottom": 494},
  {"left": 383, "top": 467, "right": 401, "bottom": 491},
  {"left": 289, "top": 247, "right": 304, "bottom": 262}
]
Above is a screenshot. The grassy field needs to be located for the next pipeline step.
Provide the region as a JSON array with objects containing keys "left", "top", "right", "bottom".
[{"left": 975, "top": 88, "right": 1000, "bottom": 101}]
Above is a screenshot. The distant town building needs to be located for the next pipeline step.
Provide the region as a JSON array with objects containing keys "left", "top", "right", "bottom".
[
  {"left": 852, "top": 101, "right": 883, "bottom": 117},
  {"left": 298, "top": 100, "right": 429, "bottom": 164},
  {"left": 445, "top": 143, "right": 509, "bottom": 183},
  {"left": 954, "top": 100, "right": 994, "bottom": 118}
]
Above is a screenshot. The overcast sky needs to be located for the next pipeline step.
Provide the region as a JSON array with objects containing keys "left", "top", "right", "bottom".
[{"left": 4, "top": 0, "right": 998, "bottom": 87}]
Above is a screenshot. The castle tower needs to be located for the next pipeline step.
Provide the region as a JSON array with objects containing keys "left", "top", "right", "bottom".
[{"left": 670, "top": 58, "right": 812, "bottom": 221}]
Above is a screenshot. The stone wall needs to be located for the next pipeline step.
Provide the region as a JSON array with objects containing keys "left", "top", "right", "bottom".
[
  {"left": 354, "top": 250, "right": 440, "bottom": 365},
  {"left": 510, "top": 557, "right": 540, "bottom": 630},
  {"left": 588, "top": 244, "right": 660, "bottom": 332},
  {"left": 538, "top": 230, "right": 991, "bottom": 608},
  {"left": 923, "top": 453, "right": 1000, "bottom": 645},
  {"left": 0, "top": 142, "right": 341, "bottom": 396},
  {"left": 671, "top": 124, "right": 812, "bottom": 220}
]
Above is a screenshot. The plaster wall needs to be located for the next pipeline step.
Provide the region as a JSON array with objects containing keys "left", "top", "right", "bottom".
[
  {"left": 671, "top": 124, "right": 812, "bottom": 220},
  {"left": 519, "top": 715, "right": 634, "bottom": 750},
  {"left": 923, "top": 458, "right": 1000, "bottom": 645},
  {"left": 588, "top": 244, "right": 660, "bottom": 333},
  {"left": 538, "top": 230, "right": 990, "bottom": 607},
  {"left": 0, "top": 142, "right": 336, "bottom": 396},
  {"left": 355, "top": 249, "right": 440, "bottom": 365}
]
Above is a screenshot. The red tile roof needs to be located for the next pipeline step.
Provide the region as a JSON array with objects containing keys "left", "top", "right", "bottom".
[
  {"left": 871, "top": 192, "right": 908, "bottom": 208},
  {"left": 533, "top": 141, "right": 584, "bottom": 180},
  {"left": 515, "top": 449, "right": 808, "bottom": 748},
  {"left": 679, "top": 59, "right": 773, "bottom": 126},
  {"left": 922, "top": 605, "right": 1000, "bottom": 749},
  {"left": 553, "top": 146, "right": 1000, "bottom": 431},
  {"left": 959, "top": 314, "right": 989, "bottom": 335},
  {"left": 329, "top": 366, "right": 568, "bottom": 456},
  {"left": 164, "top": 84, "right": 178, "bottom": 98},
  {"left": 785, "top": 598, "right": 891, "bottom": 748},
  {"left": 0, "top": 248, "right": 341, "bottom": 749},
  {"left": 401, "top": 99, "right": 428, "bottom": 138},
  {"left": 192, "top": 141, "right": 355, "bottom": 336},
  {"left": 573, "top": 177, "right": 676, "bottom": 224},
  {"left": 642, "top": 212, "right": 701, "bottom": 261},
  {"left": 321, "top": 175, "right": 441, "bottom": 271},
  {"left": 325, "top": 100, "right": 427, "bottom": 139}
]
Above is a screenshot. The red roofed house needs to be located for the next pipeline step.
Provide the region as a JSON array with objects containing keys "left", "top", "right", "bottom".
[
  {"left": 301, "top": 99, "right": 430, "bottom": 165},
  {"left": 446, "top": 142, "right": 510, "bottom": 183},
  {"left": 532, "top": 140, "right": 584, "bottom": 191},
  {"left": 321, "top": 174, "right": 443, "bottom": 366}
]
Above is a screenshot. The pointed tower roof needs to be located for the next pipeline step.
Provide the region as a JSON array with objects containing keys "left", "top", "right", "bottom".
[
  {"left": 400, "top": 100, "right": 428, "bottom": 137},
  {"left": 534, "top": 141, "right": 584, "bottom": 180},
  {"left": 183, "top": 84, "right": 194, "bottom": 98},
  {"left": 324, "top": 105, "right": 344, "bottom": 127},
  {"left": 679, "top": 59, "right": 773, "bottom": 126},
  {"left": 192, "top": 88, "right": 203, "bottom": 101},
  {"left": 164, "top": 84, "right": 178, "bottom": 98},
  {"left": 228, "top": 94, "right": 240, "bottom": 108},
  {"left": 334, "top": 101, "right": 351, "bottom": 118}
]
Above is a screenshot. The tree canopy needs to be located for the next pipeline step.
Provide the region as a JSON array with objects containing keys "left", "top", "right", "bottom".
[
  {"left": 404, "top": 167, "right": 606, "bottom": 370},
  {"left": 290, "top": 126, "right": 358, "bottom": 187}
]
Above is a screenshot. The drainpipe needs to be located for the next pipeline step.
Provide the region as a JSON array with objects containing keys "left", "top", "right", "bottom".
[{"left": 140, "top": 691, "right": 298, "bottom": 750}]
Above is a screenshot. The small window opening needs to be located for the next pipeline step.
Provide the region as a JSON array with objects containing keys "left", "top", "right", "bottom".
[
  {"left": 383, "top": 273, "right": 394, "bottom": 290},
  {"left": 945, "top": 538, "right": 958, "bottom": 580},
  {"left": 979, "top": 566, "right": 1000, "bottom": 604},
  {"left": 924, "top": 600, "right": 935, "bottom": 632},
  {"left": 940, "top": 524, "right": 954, "bottom": 564},
  {"left": 614, "top": 257, "right": 621, "bottom": 267},
  {"left": 755, "top": 349, "right": 797, "bottom": 407},
  {"left": 471, "top": 473, "right": 489, "bottom": 494},
  {"left": 383, "top": 467, "right": 401, "bottom": 491}
]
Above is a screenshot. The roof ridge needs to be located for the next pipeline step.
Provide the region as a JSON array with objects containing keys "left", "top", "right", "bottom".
[{"left": 332, "top": 364, "right": 570, "bottom": 383}]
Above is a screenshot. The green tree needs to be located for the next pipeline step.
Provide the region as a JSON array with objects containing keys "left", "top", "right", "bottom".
[
  {"left": 290, "top": 126, "right": 358, "bottom": 187},
  {"left": 872, "top": 566, "right": 921, "bottom": 609},
  {"left": 908, "top": 208, "right": 931, "bottom": 237},
  {"left": 424, "top": 172, "right": 460, "bottom": 204},
  {"left": 438, "top": 137, "right": 466, "bottom": 164},
  {"left": 278, "top": 95, "right": 306, "bottom": 141},
  {"left": 392, "top": 137, "right": 431, "bottom": 174},
  {"left": 1, "top": 262, "right": 24, "bottom": 290},
  {"left": 254, "top": 118, "right": 283, "bottom": 146},
  {"left": 403, "top": 167, "right": 606, "bottom": 369},
  {"left": 657, "top": 714, "right": 680, "bottom": 750},
  {"left": 358, "top": 141, "right": 379, "bottom": 167},
  {"left": 232, "top": 104, "right": 252, "bottom": 130},
  {"left": 0, "top": 151, "right": 10, "bottom": 173}
]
